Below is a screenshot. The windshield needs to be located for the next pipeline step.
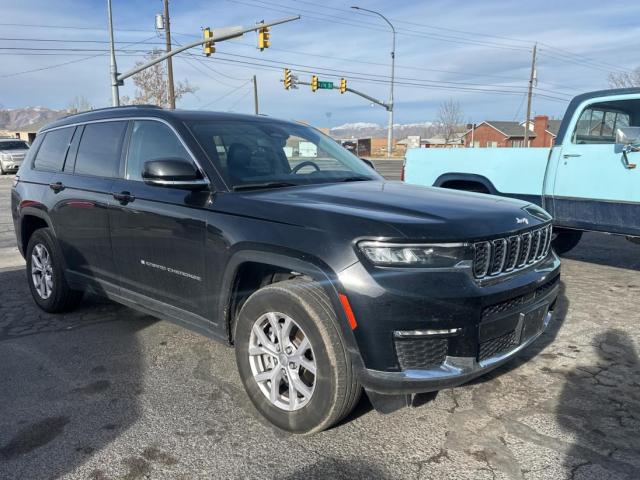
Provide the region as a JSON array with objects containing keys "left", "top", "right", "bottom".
[
  {"left": 187, "top": 120, "right": 381, "bottom": 189},
  {"left": 0, "top": 141, "right": 29, "bottom": 150}
]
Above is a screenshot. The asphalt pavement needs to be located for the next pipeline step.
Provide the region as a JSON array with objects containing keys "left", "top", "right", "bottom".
[{"left": 0, "top": 174, "right": 638, "bottom": 480}]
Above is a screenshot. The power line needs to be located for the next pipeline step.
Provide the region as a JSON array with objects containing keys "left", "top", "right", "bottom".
[{"left": 0, "top": 35, "right": 158, "bottom": 78}]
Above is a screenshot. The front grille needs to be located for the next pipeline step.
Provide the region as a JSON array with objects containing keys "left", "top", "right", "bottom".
[
  {"left": 478, "top": 330, "right": 518, "bottom": 361},
  {"left": 394, "top": 337, "right": 448, "bottom": 370},
  {"left": 473, "top": 225, "right": 552, "bottom": 279}
]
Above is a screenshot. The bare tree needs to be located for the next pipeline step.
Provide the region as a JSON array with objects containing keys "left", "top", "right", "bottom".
[
  {"left": 124, "top": 49, "right": 197, "bottom": 107},
  {"left": 608, "top": 67, "right": 640, "bottom": 88},
  {"left": 436, "top": 98, "right": 464, "bottom": 144},
  {"left": 67, "top": 96, "right": 93, "bottom": 114}
]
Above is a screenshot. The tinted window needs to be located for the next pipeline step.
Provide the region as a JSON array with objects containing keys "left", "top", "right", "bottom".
[
  {"left": 126, "top": 120, "right": 191, "bottom": 181},
  {"left": 0, "top": 141, "right": 29, "bottom": 150},
  {"left": 75, "top": 121, "right": 127, "bottom": 177},
  {"left": 33, "top": 128, "right": 74, "bottom": 172}
]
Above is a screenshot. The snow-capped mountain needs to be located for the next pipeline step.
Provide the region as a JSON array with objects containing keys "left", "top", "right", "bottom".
[
  {"left": 329, "top": 121, "right": 438, "bottom": 139},
  {"left": 0, "top": 107, "right": 67, "bottom": 130}
]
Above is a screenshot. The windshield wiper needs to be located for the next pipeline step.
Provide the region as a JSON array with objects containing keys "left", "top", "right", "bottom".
[{"left": 232, "top": 181, "right": 298, "bottom": 191}]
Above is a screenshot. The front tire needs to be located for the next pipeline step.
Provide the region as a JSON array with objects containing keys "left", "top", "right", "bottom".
[
  {"left": 234, "top": 280, "right": 361, "bottom": 434},
  {"left": 26, "top": 228, "right": 83, "bottom": 313},
  {"left": 551, "top": 228, "right": 583, "bottom": 255}
]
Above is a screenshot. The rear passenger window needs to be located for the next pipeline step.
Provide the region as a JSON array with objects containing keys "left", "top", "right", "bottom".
[
  {"left": 75, "top": 121, "right": 127, "bottom": 177},
  {"left": 33, "top": 127, "right": 74, "bottom": 172}
]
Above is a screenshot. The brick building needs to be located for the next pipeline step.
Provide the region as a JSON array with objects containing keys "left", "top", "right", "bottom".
[{"left": 464, "top": 115, "right": 561, "bottom": 148}]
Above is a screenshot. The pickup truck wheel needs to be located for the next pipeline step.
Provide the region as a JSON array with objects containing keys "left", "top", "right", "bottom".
[
  {"left": 234, "top": 279, "right": 361, "bottom": 434},
  {"left": 26, "top": 228, "right": 83, "bottom": 313},
  {"left": 551, "top": 229, "right": 583, "bottom": 255}
]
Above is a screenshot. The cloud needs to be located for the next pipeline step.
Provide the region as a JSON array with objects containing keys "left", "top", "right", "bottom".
[{"left": 1, "top": 0, "right": 640, "bottom": 126}]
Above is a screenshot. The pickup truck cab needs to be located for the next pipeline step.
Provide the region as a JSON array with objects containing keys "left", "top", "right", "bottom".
[{"left": 404, "top": 88, "right": 640, "bottom": 253}]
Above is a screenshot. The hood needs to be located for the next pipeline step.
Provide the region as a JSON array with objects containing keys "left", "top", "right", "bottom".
[{"left": 221, "top": 181, "right": 550, "bottom": 242}]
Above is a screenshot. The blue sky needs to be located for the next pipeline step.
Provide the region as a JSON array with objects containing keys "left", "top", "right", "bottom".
[{"left": 1, "top": 0, "right": 639, "bottom": 127}]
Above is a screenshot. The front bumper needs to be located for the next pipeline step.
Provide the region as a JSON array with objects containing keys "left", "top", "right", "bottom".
[
  {"left": 1, "top": 160, "right": 21, "bottom": 172},
  {"left": 357, "top": 281, "right": 558, "bottom": 395}
]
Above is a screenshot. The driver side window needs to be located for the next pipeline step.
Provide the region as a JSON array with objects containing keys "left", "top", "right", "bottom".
[
  {"left": 126, "top": 120, "right": 192, "bottom": 181},
  {"left": 574, "top": 106, "right": 630, "bottom": 144}
]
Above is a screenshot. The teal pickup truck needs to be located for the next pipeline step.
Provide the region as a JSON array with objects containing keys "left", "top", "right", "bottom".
[{"left": 404, "top": 88, "right": 640, "bottom": 254}]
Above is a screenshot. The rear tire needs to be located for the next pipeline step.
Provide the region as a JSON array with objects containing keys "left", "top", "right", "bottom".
[
  {"left": 234, "top": 279, "right": 361, "bottom": 434},
  {"left": 551, "top": 229, "right": 583, "bottom": 255},
  {"left": 26, "top": 228, "right": 83, "bottom": 313}
]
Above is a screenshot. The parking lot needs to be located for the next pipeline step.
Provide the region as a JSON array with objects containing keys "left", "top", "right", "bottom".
[{"left": 0, "top": 173, "right": 638, "bottom": 480}]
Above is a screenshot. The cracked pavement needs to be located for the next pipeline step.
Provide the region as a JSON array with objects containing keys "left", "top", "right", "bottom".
[{"left": 0, "top": 174, "right": 638, "bottom": 479}]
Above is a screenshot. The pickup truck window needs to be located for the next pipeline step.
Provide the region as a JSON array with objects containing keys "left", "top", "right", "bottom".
[{"left": 574, "top": 106, "right": 630, "bottom": 144}]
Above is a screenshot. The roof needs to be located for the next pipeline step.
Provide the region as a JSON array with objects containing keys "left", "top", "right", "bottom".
[
  {"left": 483, "top": 121, "right": 535, "bottom": 138},
  {"left": 41, "top": 105, "right": 285, "bottom": 132}
]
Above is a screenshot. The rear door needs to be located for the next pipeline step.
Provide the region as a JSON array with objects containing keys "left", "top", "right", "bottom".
[
  {"left": 108, "top": 119, "right": 209, "bottom": 317},
  {"left": 51, "top": 120, "right": 128, "bottom": 291},
  {"left": 553, "top": 99, "right": 640, "bottom": 236}
]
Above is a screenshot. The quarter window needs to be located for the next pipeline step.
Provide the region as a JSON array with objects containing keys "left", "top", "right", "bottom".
[
  {"left": 33, "top": 127, "right": 74, "bottom": 172},
  {"left": 126, "top": 120, "right": 192, "bottom": 181},
  {"left": 75, "top": 121, "right": 127, "bottom": 177}
]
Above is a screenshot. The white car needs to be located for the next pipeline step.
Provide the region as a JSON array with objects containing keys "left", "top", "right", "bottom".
[{"left": 0, "top": 138, "right": 30, "bottom": 175}]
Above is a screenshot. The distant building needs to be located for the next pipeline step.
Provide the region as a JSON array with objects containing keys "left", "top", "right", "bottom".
[
  {"left": 10, "top": 120, "right": 51, "bottom": 143},
  {"left": 464, "top": 115, "right": 561, "bottom": 148}
]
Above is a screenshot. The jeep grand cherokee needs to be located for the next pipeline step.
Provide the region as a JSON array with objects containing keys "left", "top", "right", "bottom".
[{"left": 11, "top": 106, "right": 561, "bottom": 434}]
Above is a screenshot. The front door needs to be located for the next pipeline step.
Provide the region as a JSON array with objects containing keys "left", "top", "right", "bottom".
[
  {"left": 108, "top": 119, "right": 209, "bottom": 317},
  {"left": 552, "top": 100, "right": 640, "bottom": 236}
]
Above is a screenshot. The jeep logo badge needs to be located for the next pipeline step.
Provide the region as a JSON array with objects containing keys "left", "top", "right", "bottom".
[{"left": 516, "top": 217, "right": 529, "bottom": 225}]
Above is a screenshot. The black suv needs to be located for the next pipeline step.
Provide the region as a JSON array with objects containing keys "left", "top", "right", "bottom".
[{"left": 11, "top": 106, "right": 560, "bottom": 434}]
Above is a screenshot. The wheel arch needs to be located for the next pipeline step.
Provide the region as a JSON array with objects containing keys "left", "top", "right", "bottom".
[
  {"left": 219, "top": 249, "right": 360, "bottom": 359},
  {"left": 434, "top": 173, "right": 498, "bottom": 194},
  {"left": 19, "top": 207, "right": 54, "bottom": 257}
]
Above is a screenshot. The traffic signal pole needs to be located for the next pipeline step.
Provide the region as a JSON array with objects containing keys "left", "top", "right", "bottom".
[{"left": 108, "top": 14, "right": 299, "bottom": 106}]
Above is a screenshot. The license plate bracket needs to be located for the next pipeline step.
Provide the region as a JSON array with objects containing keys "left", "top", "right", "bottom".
[{"left": 515, "top": 303, "right": 549, "bottom": 345}]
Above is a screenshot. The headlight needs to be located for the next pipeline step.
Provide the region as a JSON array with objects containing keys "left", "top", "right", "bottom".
[{"left": 358, "top": 241, "right": 472, "bottom": 268}]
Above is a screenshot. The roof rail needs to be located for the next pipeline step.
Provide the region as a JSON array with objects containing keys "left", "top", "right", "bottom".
[{"left": 62, "top": 104, "right": 163, "bottom": 118}]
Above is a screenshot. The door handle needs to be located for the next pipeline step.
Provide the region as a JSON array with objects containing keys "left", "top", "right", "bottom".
[
  {"left": 112, "top": 191, "right": 135, "bottom": 204},
  {"left": 562, "top": 153, "right": 581, "bottom": 158},
  {"left": 49, "top": 181, "right": 65, "bottom": 192}
]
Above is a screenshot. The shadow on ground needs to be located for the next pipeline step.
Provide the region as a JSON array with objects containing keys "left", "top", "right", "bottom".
[
  {"left": 562, "top": 232, "right": 640, "bottom": 271},
  {"left": 0, "top": 267, "right": 156, "bottom": 480},
  {"left": 557, "top": 329, "right": 640, "bottom": 479},
  {"left": 280, "top": 457, "right": 390, "bottom": 480}
]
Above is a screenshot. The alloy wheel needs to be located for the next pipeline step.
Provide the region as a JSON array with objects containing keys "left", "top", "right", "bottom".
[
  {"left": 31, "top": 243, "right": 53, "bottom": 299},
  {"left": 248, "top": 312, "right": 316, "bottom": 411}
]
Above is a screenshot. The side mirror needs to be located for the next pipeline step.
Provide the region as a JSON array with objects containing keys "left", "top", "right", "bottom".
[
  {"left": 142, "top": 158, "right": 208, "bottom": 189},
  {"left": 616, "top": 127, "right": 640, "bottom": 149},
  {"left": 360, "top": 157, "right": 376, "bottom": 170}
]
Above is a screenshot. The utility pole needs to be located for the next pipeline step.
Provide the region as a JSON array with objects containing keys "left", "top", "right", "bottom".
[
  {"left": 351, "top": 7, "right": 395, "bottom": 159},
  {"left": 524, "top": 43, "right": 537, "bottom": 148},
  {"left": 252, "top": 75, "right": 259, "bottom": 114},
  {"left": 163, "top": 0, "right": 176, "bottom": 109},
  {"left": 107, "top": 0, "right": 120, "bottom": 106}
]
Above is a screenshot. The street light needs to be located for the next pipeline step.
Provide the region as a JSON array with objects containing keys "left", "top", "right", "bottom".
[{"left": 351, "top": 6, "right": 395, "bottom": 158}]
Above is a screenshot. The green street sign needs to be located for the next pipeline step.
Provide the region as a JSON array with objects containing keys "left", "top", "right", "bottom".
[{"left": 318, "top": 81, "right": 334, "bottom": 89}]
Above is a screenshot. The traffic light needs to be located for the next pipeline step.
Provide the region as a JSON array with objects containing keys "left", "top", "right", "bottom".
[
  {"left": 311, "top": 75, "right": 318, "bottom": 92},
  {"left": 203, "top": 27, "right": 215, "bottom": 56},
  {"left": 258, "top": 26, "right": 270, "bottom": 51},
  {"left": 284, "top": 69, "right": 292, "bottom": 90},
  {"left": 340, "top": 78, "right": 347, "bottom": 94}
]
